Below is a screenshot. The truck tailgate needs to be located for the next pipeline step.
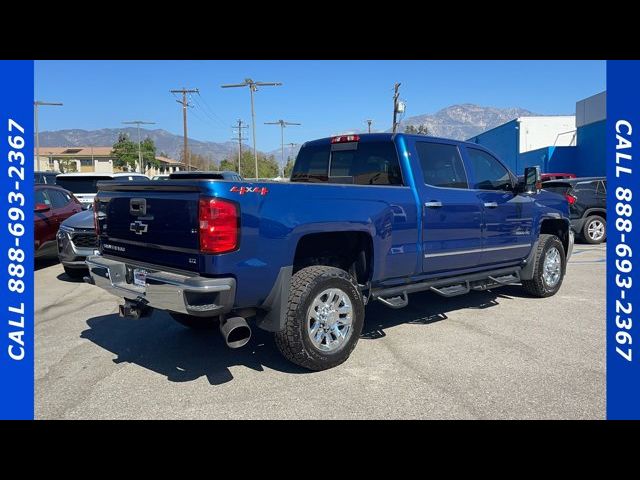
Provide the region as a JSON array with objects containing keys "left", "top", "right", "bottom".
[{"left": 96, "top": 183, "right": 201, "bottom": 272}]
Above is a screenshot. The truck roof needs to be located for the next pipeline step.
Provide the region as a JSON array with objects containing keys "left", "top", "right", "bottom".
[{"left": 301, "top": 132, "right": 483, "bottom": 147}]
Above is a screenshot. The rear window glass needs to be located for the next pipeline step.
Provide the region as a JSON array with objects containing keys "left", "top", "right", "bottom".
[
  {"left": 291, "top": 141, "right": 403, "bottom": 186},
  {"left": 56, "top": 177, "right": 112, "bottom": 194},
  {"left": 57, "top": 175, "right": 148, "bottom": 193}
]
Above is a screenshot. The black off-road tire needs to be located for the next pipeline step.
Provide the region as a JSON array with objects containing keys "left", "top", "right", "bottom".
[
  {"left": 582, "top": 215, "right": 606, "bottom": 244},
  {"left": 521, "top": 234, "right": 566, "bottom": 298},
  {"left": 274, "top": 266, "right": 365, "bottom": 371},
  {"left": 63, "top": 266, "right": 86, "bottom": 279},
  {"left": 169, "top": 312, "right": 218, "bottom": 330}
]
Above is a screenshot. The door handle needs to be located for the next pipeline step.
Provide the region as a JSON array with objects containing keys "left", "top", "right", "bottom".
[
  {"left": 484, "top": 202, "right": 498, "bottom": 208},
  {"left": 424, "top": 201, "right": 443, "bottom": 208}
]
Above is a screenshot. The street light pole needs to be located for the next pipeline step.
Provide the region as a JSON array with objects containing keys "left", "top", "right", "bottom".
[
  {"left": 221, "top": 79, "right": 282, "bottom": 179},
  {"left": 123, "top": 120, "right": 156, "bottom": 173},
  {"left": 34, "top": 101, "right": 63, "bottom": 169},
  {"left": 265, "top": 120, "right": 301, "bottom": 178}
]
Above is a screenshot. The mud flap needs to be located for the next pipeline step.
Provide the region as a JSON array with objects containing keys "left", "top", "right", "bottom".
[{"left": 255, "top": 266, "right": 293, "bottom": 332}]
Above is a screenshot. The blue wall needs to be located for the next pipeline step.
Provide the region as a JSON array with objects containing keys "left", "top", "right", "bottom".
[
  {"left": 467, "top": 120, "right": 519, "bottom": 172},
  {"left": 576, "top": 120, "right": 605, "bottom": 177},
  {"left": 468, "top": 118, "right": 605, "bottom": 177},
  {"left": 518, "top": 146, "right": 577, "bottom": 174}
]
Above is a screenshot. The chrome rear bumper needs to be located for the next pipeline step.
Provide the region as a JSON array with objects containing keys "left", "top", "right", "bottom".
[{"left": 85, "top": 255, "right": 235, "bottom": 317}]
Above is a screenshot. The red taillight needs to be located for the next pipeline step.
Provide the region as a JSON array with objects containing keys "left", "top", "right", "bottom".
[
  {"left": 199, "top": 197, "right": 239, "bottom": 254},
  {"left": 565, "top": 193, "right": 577, "bottom": 205},
  {"left": 93, "top": 198, "right": 100, "bottom": 235},
  {"left": 331, "top": 134, "right": 360, "bottom": 144}
]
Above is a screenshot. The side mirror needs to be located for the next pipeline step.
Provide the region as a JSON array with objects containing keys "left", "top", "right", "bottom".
[
  {"left": 523, "top": 166, "right": 542, "bottom": 194},
  {"left": 35, "top": 203, "right": 51, "bottom": 213}
]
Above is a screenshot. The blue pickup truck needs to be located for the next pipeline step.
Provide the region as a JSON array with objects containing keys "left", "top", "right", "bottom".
[{"left": 86, "top": 133, "right": 574, "bottom": 370}]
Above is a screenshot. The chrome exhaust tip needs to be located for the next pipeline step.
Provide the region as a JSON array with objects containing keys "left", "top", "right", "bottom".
[{"left": 220, "top": 316, "right": 251, "bottom": 349}]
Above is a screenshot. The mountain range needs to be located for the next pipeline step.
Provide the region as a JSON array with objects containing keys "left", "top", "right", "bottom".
[
  {"left": 389, "top": 104, "right": 537, "bottom": 139},
  {"left": 39, "top": 104, "right": 547, "bottom": 163}
]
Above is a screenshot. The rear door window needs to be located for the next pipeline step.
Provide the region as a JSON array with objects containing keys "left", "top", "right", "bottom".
[
  {"left": 415, "top": 142, "right": 468, "bottom": 189},
  {"left": 291, "top": 141, "right": 403, "bottom": 185}
]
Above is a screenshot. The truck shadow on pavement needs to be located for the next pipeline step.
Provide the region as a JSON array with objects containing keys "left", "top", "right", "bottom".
[
  {"left": 361, "top": 286, "right": 528, "bottom": 339},
  {"left": 81, "top": 311, "right": 307, "bottom": 385},
  {"left": 80, "top": 285, "right": 528, "bottom": 385}
]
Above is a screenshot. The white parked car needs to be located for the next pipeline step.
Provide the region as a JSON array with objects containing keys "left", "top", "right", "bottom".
[{"left": 55, "top": 172, "right": 150, "bottom": 208}]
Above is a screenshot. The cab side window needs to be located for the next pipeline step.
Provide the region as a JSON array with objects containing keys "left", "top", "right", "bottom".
[
  {"left": 415, "top": 142, "right": 468, "bottom": 189},
  {"left": 466, "top": 148, "right": 513, "bottom": 191}
]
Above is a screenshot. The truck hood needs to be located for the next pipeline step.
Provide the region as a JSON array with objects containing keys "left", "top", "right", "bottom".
[{"left": 61, "top": 209, "right": 95, "bottom": 229}]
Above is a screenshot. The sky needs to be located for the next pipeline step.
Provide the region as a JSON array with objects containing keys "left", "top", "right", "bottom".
[{"left": 35, "top": 60, "right": 605, "bottom": 153}]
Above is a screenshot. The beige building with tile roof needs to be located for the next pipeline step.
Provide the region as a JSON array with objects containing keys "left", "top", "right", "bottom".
[{"left": 35, "top": 147, "right": 191, "bottom": 176}]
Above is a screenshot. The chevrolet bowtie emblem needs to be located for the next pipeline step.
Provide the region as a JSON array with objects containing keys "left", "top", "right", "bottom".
[{"left": 130, "top": 220, "right": 148, "bottom": 235}]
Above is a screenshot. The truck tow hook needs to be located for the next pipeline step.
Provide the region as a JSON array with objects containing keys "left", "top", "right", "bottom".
[{"left": 118, "top": 299, "right": 152, "bottom": 319}]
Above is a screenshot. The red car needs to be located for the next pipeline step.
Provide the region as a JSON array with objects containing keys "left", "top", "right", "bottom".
[
  {"left": 540, "top": 173, "right": 576, "bottom": 181},
  {"left": 35, "top": 184, "right": 83, "bottom": 259}
]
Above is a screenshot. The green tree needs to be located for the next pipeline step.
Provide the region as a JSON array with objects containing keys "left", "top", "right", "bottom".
[
  {"left": 219, "top": 158, "right": 236, "bottom": 172},
  {"left": 181, "top": 149, "right": 213, "bottom": 171},
  {"left": 404, "top": 124, "right": 428, "bottom": 135},
  {"left": 111, "top": 133, "right": 138, "bottom": 170},
  {"left": 141, "top": 137, "right": 159, "bottom": 170},
  {"left": 58, "top": 157, "right": 77, "bottom": 173}
]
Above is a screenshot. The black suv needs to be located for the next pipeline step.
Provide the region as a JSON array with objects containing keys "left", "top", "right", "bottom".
[{"left": 542, "top": 177, "right": 607, "bottom": 244}]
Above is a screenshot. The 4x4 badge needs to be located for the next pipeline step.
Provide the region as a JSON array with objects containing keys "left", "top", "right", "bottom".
[{"left": 130, "top": 220, "right": 148, "bottom": 235}]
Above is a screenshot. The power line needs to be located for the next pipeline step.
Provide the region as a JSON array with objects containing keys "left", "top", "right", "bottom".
[
  {"left": 221, "top": 78, "right": 282, "bottom": 179},
  {"left": 195, "top": 92, "right": 230, "bottom": 129},
  {"left": 392, "top": 82, "right": 401, "bottom": 134},
  {"left": 170, "top": 87, "right": 199, "bottom": 170},
  {"left": 264, "top": 119, "right": 301, "bottom": 178},
  {"left": 231, "top": 119, "right": 249, "bottom": 177}
]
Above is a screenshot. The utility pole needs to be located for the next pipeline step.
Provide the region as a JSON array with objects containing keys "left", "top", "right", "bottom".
[
  {"left": 221, "top": 79, "right": 282, "bottom": 179},
  {"left": 264, "top": 120, "right": 301, "bottom": 178},
  {"left": 366, "top": 119, "right": 373, "bottom": 134},
  {"left": 231, "top": 119, "right": 248, "bottom": 176},
  {"left": 392, "top": 83, "right": 401, "bottom": 134},
  {"left": 170, "top": 88, "right": 199, "bottom": 170},
  {"left": 34, "top": 101, "right": 63, "bottom": 169},
  {"left": 122, "top": 120, "right": 155, "bottom": 173},
  {"left": 285, "top": 142, "right": 298, "bottom": 177}
]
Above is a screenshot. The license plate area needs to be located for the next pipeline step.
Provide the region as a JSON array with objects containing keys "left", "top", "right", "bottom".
[{"left": 133, "top": 268, "right": 147, "bottom": 287}]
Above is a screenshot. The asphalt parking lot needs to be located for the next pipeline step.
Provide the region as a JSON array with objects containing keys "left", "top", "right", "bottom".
[{"left": 35, "top": 244, "right": 606, "bottom": 419}]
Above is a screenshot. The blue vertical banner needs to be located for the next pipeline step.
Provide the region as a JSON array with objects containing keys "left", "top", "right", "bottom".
[
  {"left": 607, "top": 60, "right": 640, "bottom": 419},
  {"left": 0, "top": 60, "right": 34, "bottom": 419}
]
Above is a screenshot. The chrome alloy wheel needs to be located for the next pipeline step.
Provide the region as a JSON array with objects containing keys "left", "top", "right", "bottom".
[
  {"left": 587, "top": 220, "right": 605, "bottom": 241},
  {"left": 307, "top": 288, "right": 353, "bottom": 352},
  {"left": 543, "top": 246, "right": 562, "bottom": 288}
]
